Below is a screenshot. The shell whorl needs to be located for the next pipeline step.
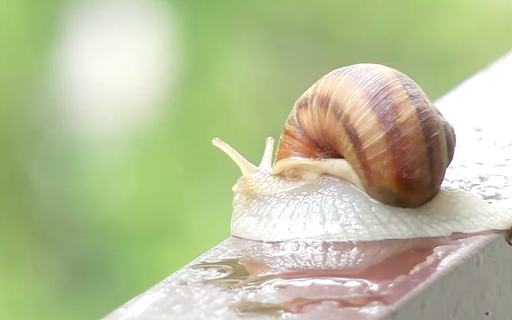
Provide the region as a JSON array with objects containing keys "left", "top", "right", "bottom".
[{"left": 274, "top": 63, "right": 456, "bottom": 208}]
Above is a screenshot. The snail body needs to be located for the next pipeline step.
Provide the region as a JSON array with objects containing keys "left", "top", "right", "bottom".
[{"left": 213, "top": 63, "right": 512, "bottom": 242}]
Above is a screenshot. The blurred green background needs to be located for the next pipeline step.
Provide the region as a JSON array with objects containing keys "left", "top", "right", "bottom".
[{"left": 1, "top": 0, "right": 512, "bottom": 319}]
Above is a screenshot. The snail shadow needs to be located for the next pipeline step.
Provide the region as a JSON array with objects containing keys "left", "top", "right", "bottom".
[{"left": 191, "top": 230, "right": 511, "bottom": 319}]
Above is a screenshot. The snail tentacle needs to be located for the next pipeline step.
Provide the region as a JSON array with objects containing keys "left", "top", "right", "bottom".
[
  {"left": 212, "top": 137, "right": 257, "bottom": 178},
  {"left": 259, "top": 136, "right": 275, "bottom": 169}
]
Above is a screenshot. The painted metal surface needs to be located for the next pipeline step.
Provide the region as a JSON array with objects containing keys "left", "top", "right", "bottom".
[{"left": 103, "top": 51, "right": 512, "bottom": 320}]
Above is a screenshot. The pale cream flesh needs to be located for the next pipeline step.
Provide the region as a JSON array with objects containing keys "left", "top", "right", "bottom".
[{"left": 212, "top": 136, "right": 512, "bottom": 242}]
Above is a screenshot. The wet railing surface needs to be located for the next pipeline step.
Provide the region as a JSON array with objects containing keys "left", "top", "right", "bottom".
[{"left": 103, "top": 51, "right": 512, "bottom": 320}]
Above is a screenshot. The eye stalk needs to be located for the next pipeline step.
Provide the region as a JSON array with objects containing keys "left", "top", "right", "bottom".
[
  {"left": 259, "top": 136, "right": 275, "bottom": 169},
  {"left": 212, "top": 136, "right": 275, "bottom": 178}
]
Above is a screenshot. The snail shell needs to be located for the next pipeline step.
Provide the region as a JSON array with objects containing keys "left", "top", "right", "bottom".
[
  {"left": 273, "top": 63, "right": 455, "bottom": 208},
  {"left": 212, "top": 63, "right": 512, "bottom": 242}
]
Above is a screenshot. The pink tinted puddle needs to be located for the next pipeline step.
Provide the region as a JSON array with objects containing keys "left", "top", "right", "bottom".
[{"left": 192, "top": 231, "right": 511, "bottom": 319}]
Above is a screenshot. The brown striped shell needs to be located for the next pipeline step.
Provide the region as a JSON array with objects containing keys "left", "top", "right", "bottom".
[{"left": 274, "top": 63, "right": 456, "bottom": 208}]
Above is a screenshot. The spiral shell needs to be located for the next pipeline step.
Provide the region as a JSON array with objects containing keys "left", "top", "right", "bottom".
[{"left": 273, "top": 63, "right": 456, "bottom": 208}]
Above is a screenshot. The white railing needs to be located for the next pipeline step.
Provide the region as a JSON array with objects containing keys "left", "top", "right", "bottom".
[{"left": 102, "top": 51, "right": 512, "bottom": 320}]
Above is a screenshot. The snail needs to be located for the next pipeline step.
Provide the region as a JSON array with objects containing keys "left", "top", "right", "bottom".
[{"left": 213, "top": 63, "right": 512, "bottom": 242}]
